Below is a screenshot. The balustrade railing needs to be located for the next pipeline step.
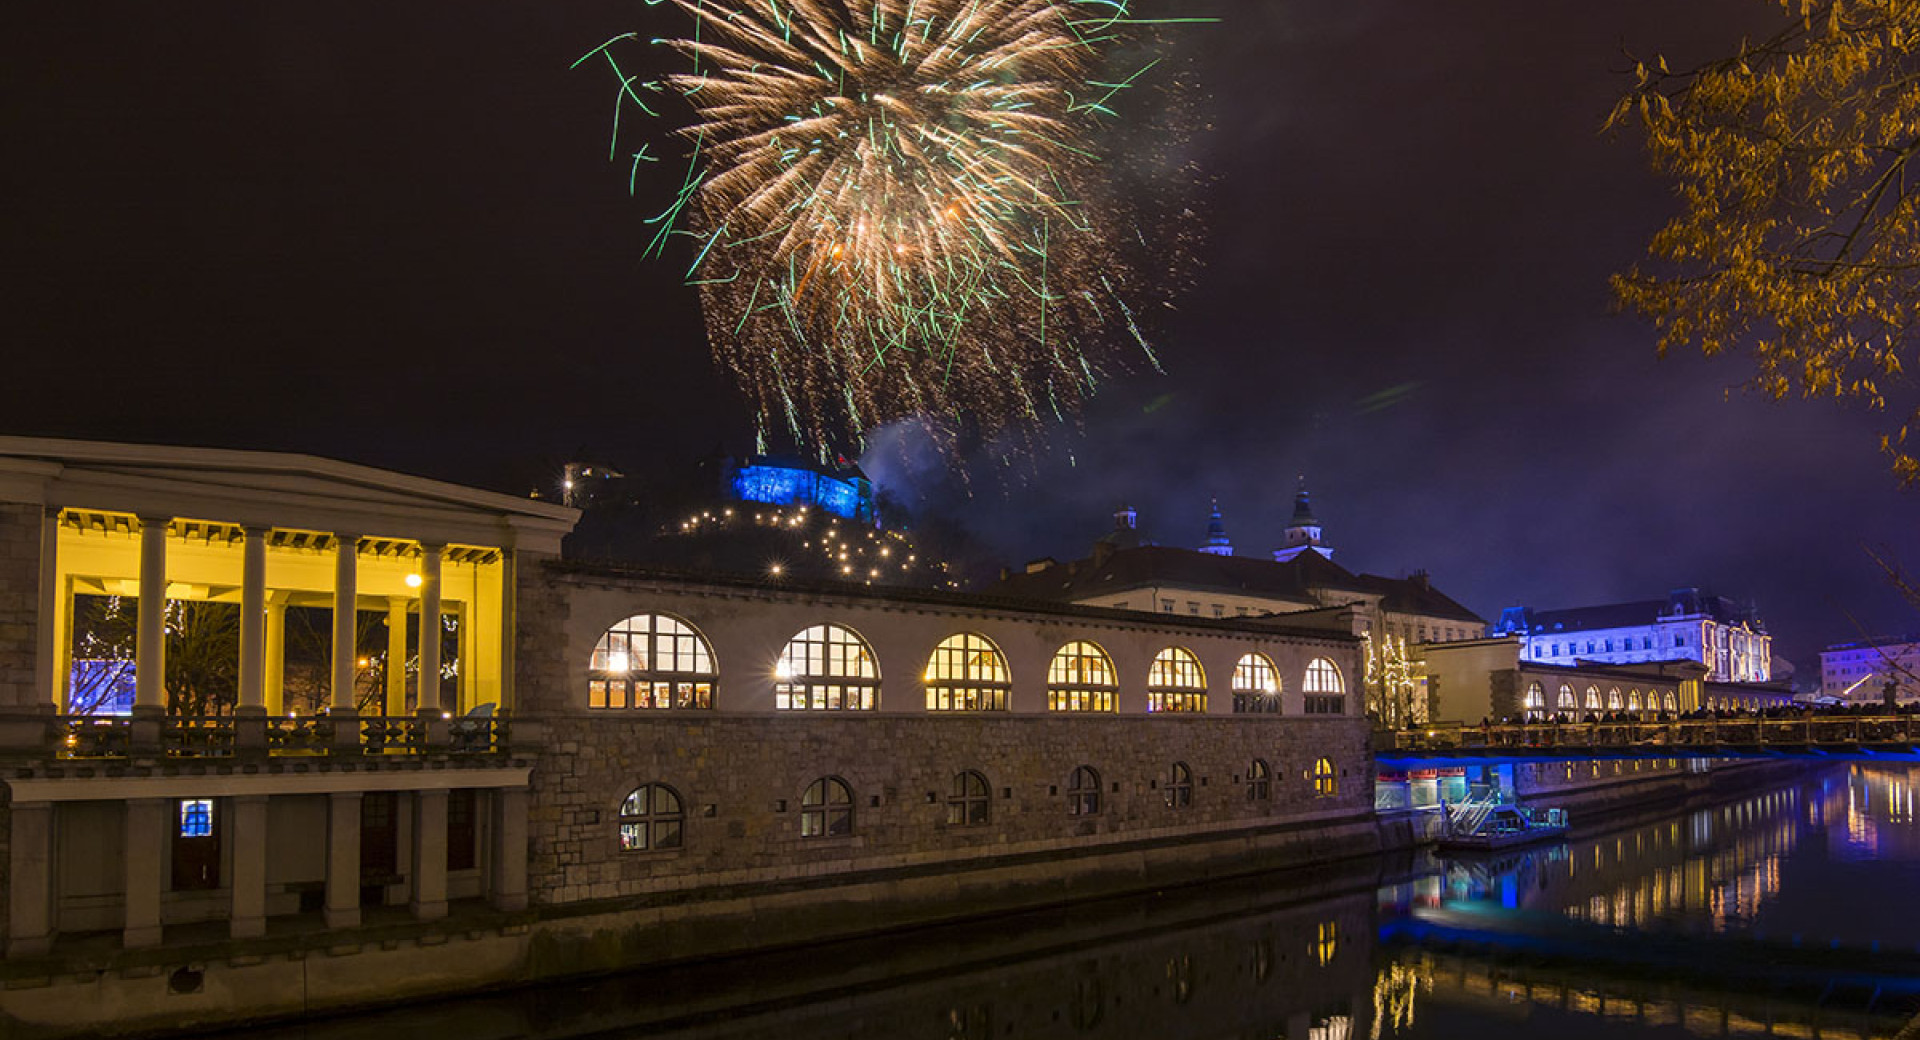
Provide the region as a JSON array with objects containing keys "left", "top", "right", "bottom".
[
  {"left": 49, "top": 712, "right": 507, "bottom": 759},
  {"left": 1382, "top": 714, "right": 1920, "bottom": 754}
]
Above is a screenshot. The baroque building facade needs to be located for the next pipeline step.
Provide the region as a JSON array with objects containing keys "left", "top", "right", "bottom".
[{"left": 1490, "top": 587, "right": 1772, "bottom": 683}]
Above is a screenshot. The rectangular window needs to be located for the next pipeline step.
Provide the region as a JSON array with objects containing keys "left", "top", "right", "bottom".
[
  {"left": 178, "top": 799, "right": 213, "bottom": 838},
  {"left": 1187, "top": 601, "right": 1200, "bottom": 615},
  {"left": 1304, "top": 695, "right": 1344, "bottom": 715},
  {"left": 1676, "top": 634, "right": 1686, "bottom": 647},
  {"left": 1605, "top": 639, "right": 1614, "bottom": 652},
  {"left": 1161, "top": 599, "right": 1174, "bottom": 613},
  {"left": 1212, "top": 604, "right": 1224, "bottom": 618}
]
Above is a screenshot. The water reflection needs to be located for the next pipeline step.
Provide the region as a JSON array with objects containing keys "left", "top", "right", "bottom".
[{"left": 228, "top": 766, "right": 1920, "bottom": 1040}]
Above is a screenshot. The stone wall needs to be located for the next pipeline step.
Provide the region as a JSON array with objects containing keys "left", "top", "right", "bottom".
[
  {"left": 0, "top": 503, "right": 42, "bottom": 709},
  {"left": 524, "top": 712, "right": 1374, "bottom": 907}
]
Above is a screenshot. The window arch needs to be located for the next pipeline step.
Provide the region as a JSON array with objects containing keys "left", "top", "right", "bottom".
[
  {"left": 618, "top": 783, "right": 684, "bottom": 851},
  {"left": 1525, "top": 682, "right": 1546, "bottom": 718},
  {"left": 1231, "top": 653, "right": 1281, "bottom": 713},
  {"left": 590, "top": 614, "right": 716, "bottom": 709},
  {"left": 1067, "top": 765, "right": 1101, "bottom": 815},
  {"left": 1147, "top": 648, "right": 1207, "bottom": 713},
  {"left": 1048, "top": 642, "right": 1117, "bottom": 713},
  {"left": 947, "top": 770, "right": 990, "bottom": 826},
  {"left": 1247, "top": 758, "right": 1271, "bottom": 801},
  {"left": 1580, "top": 685, "right": 1598, "bottom": 711},
  {"left": 1311, "top": 758, "right": 1337, "bottom": 798},
  {"left": 1304, "top": 658, "right": 1345, "bottom": 715},
  {"left": 800, "top": 776, "right": 853, "bottom": 837},
  {"left": 1556, "top": 685, "right": 1576, "bottom": 711},
  {"left": 1607, "top": 687, "right": 1623, "bottom": 711},
  {"left": 775, "top": 624, "right": 879, "bottom": 711},
  {"left": 1627, "top": 689, "right": 1643, "bottom": 712},
  {"left": 1663, "top": 691, "right": 1678, "bottom": 712},
  {"left": 1164, "top": 762, "right": 1193, "bottom": 808},
  {"left": 924, "top": 633, "right": 1010, "bottom": 712}
]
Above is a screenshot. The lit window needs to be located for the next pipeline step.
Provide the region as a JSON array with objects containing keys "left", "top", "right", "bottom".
[
  {"left": 1147, "top": 647, "right": 1207, "bottom": 713},
  {"left": 924, "top": 633, "right": 1011, "bottom": 712},
  {"left": 1164, "top": 762, "right": 1193, "bottom": 808},
  {"left": 1584, "top": 685, "right": 1600, "bottom": 710},
  {"left": 1608, "top": 687, "right": 1623, "bottom": 711},
  {"left": 1628, "top": 689, "right": 1643, "bottom": 712},
  {"left": 1664, "top": 692, "right": 1678, "bottom": 712},
  {"left": 1304, "top": 658, "right": 1344, "bottom": 715},
  {"left": 1557, "top": 685, "right": 1576, "bottom": 711},
  {"left": 947, "top": 770, "right": 990, "bottom": 826},
  {"left": 1316, "top": 921, "right": 1338, "bottom": 966},
  {"left": 775, "top": 624, "right": 879, "bottom": 711},
  {"left": 1048, "top": 642, "right": 1117, "bottom": 713},
  {"left": 1247, "top": 758, "right": 1271, "bottom": 801},
  {"left": 1231, "top": 653, "right": 1281, "bottom": 713},
  {"left": 1311, "top": 758, "right": 1337, "bottom": 798},
  {"left": 589, "top": 614, "right": 716, "bottom": 710},
  {"left": 178, "top": 798, "right": 213, "bottom": 838},
  {"left": 1524, "top": 682, "right": 1546, "bottom": 717},
  {"left": 800, "top": 777, "right": 854, "bottom": 837},
  {"left": 618, "top": 783, "right": 684, "bottom": 851},
  {"left": 1067, "top": 766, "right": 1101, "bottom": 816}
]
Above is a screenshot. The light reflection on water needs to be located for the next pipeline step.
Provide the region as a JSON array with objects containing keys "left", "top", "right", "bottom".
[{"left": 226, "top": 766, "right": 1920, "bottom": 1040}]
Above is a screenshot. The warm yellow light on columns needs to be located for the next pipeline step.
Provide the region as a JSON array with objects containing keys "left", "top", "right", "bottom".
[
  {"left": 238, "top": 526, "right": 268, "bottom": 713},
  {"left": 134, "top": 516, "right": 169, "bottom": 711},
  {"left": 331, "top": 534, "right": 360, "bottom": 714},
  {"left": 417, "top": 544, "right": 443, "bottom": 715}
]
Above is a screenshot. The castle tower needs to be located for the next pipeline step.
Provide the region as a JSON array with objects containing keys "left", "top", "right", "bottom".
[
  {"left": 1198, "top": 497, "right": 1233, "bottom": 556},
  {"left": 1273, "top": 479, "right": 1334, "bottom": 562}
]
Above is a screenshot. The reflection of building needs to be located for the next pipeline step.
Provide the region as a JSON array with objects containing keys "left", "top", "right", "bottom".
[
  {"left": 1490, "top": 587, "right": 1772, "bottom": 683},
  {"left": 1821, "top": 635, "right": 1920, "bottom": 703},
  {"left": 991, "top": 498, "right": 1484, "bottom": 648},
  {"left": 0, "top": 436, "right": 1386, "bottom": 1037}
]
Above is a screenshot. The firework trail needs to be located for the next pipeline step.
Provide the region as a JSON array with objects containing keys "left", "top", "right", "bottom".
[{"left": 584, "top": 0, "right": 1192, "bottom": 458}]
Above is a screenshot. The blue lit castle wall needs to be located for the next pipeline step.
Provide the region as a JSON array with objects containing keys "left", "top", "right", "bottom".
[{"left": 727, "top": 457, "right": 876, "bottom": 525}]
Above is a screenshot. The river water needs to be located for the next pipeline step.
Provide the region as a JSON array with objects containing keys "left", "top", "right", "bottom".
[{"left": 229, "top": 764, "right": 1920, "bottom": 1040}]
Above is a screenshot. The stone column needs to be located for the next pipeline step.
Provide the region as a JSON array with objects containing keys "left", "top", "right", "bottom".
[
  {"left": 134, "top": 517, "right": 169, "bottom": 711},
  {"left": 385, "top": 598, "right": 408, "bottom": 717},
  {"left": 489, "top": 787, "right": 528, "bottom": 912},
  {"left": 264, "top": 599, "right": 286, "bottom": 715},
  {"left": 324, "top": 791, "right": 362, "bottom": 929},
  {"left": 410, "top": 789, "right": 449, "bottom": 920},
  {"left": 498, "top": 549, "right": 517, "bottom": 713},
  {"left": 6, "top": 802, "right": 55, "bottom": 956},
  {"left": 230, "top": 795, "right": 268, "bottom": 939},
  {"left": 235, "top": 527, "right": 269, "bottom": 751},
  {"left": 331, "top": 534, "right": 360, "bottom": 713},
  {"left": 123, "top": 798, "right": 166, "bottom": 948},
  {"left": 35, "top": 508, "right": 60, "bottom": 711},
  {"left": 417, "top": 546, "right": 443, "bottom": 715}
]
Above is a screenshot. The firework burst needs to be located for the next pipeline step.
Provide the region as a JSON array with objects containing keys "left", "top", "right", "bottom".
[{"left": 586, "top": 0, "right": 1183, "bottom": 457}]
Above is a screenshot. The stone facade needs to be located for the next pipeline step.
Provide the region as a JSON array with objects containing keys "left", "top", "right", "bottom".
[{"left": 0, "top": 503, "right": 41, "bottom": 710}]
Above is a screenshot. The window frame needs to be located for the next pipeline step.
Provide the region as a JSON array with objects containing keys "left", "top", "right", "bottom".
[
  {"left": 1048, "top": 641, "right": 1118, "bottom": 713},
  {"left": 1146, "top": 647, "right": 1208, "bottom": 713},
  {"left": 947, "top": 770, "right": 990, "bottom": 826},
  {"left": 617, "top": 783, "right": 686, "bottom": 852},
  {"left": 1164, "top": 761, "right": 1193, "bottom": 808},
  {"left": 1067, "top": 765, "right": 1102, "bottom": 816},
  {"left": 1311, "top": 757, "right": 1337, "bottom": 798},
  {"left": 1231, "top": 653, "right": 1283, "bottom": 713},
  {"left": 1303, "top": 657, "right": 1345, "bottom": 715},
  {"left": 775, "top": 624, "right": 880, "bottom": 711},
  {"left": 800, "top": 776, "right": 855, "bottom": 837},
  {"left": 1247, "top": 758, "right": 1271, "bottom": 801},
  {"left": 924, "top": 633, "right": 1011, "bottom": 712},
  {"left": 588, "top": 613, "right": 717, "bottom": 710}
]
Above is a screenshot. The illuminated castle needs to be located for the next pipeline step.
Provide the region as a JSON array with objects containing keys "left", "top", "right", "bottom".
[{"left": 725, "top": 455, "right": 876, "bottom": 525}]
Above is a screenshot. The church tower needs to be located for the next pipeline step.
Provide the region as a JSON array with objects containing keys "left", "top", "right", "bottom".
[
  {"left": 1198, "top": 497, "right": 1233, "bottom": 556},
  {"left": 1273, "top": 479, "right": 1334, "bottom": 562}
]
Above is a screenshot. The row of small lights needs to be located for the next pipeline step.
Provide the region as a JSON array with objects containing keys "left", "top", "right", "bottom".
[{"left": 675, "top": 505, "right": 957, "bottom": 588}]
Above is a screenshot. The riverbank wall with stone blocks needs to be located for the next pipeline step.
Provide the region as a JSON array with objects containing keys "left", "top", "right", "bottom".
[{"left": 0, "top": 803, "right": 1405, "bottom": 1039}]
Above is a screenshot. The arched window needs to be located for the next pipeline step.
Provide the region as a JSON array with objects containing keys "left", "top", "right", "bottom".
[
  {"left": 617, "top": 783, "right": 684, "bottom": 851},
  {"left": 1304, "top": 658, "right": 1345, "bottom": 715},
  {"left": 1247, "top": 758, "right": 1272, "bottom": 801},
  {"left": 1311, "top": 758, "right": 1337, "bottom": 798},
  {"left": 590, "top": 614, "right": 716, "bottom": 709},
  {"left": 1584, "top": 685, "right": 1601, "bottom": 711},
  {"left": 1048, "top": 642, "right": 1117, "bottom": 713},
  {"left": 1067, "top": 765, "right": 1101, "bottom": 815},
  {"left": 1147, "top": 648, "right": 1207, "bottom": 713},
  {"left": 1607, "top": 687, "right": 1623, "bottom": 711},
  {"left": 947, "top": 770, "right": 990, "bottom": 826},
  {"left": 924, "top": 633, "right": 1010, "bottom": 712},
  {"left": 1231, "top": 653, "right": 1281, "bottom": 713},
  {"left": 1525, "top": 682, "right": 1546, "bottom": 718},
  {"left": 1663, "top": 691, "right": 1678, "bottom": 712},
  {"left": 1164, "top": 761, "right": 1193, "bottom": 808},
  {"left": 800, "top": 777, "right": 853, "bottom": 837},
  {"left": 775, "top": 624, "right": 879, "bottom": 711},
  {"left": 1557, "top": 686, "right": 1576, "bottom": 711},
  {"left": 1628, "top": 689, "right": 1643, "bottom": 712}
]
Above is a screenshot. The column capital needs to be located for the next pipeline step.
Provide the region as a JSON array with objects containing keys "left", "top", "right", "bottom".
[
  {"left": 241, "top": 523, "right": 271, "bottom": 537},
  {"left": 136, "top": 514, "right": 173, "bottom": 530},
  {"left": 418, "top": 541, "right": 447, "bottom": 554},
  {"left": 334, "top": 532, "right": 363, "bottom": 547}
]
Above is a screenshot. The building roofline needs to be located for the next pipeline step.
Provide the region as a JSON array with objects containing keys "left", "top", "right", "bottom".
[{"left": 548, "top": 558, "right": 1364, "bottom": 643}]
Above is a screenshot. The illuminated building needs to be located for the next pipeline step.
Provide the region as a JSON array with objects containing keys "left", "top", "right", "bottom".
[
  {"left": 1270, "top": 481, "right": 1332, "bottom": 563},
  {"left": 1490, "top": 587, "right": 1772, "bottom": 683},
  {"left": 1821, "top": 635, "right": 1920, "bottom": 703},
  {"left": 725, "top": 455, "right": 875, "bottom": 524}
]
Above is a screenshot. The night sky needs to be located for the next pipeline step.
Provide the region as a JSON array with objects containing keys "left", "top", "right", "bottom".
[{"left": 8, "top": 2, "right": 1918, "bottom": 680}]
